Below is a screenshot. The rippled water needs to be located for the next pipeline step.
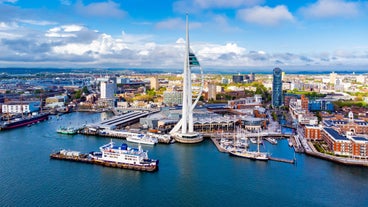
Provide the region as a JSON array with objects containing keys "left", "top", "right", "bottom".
[{"left": 0, "top": 112, "right": 367, "bottom": 207}]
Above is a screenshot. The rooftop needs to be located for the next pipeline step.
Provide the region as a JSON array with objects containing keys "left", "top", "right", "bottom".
[{"left": 324, "top": 128, "right": 349, "bottom": 141}]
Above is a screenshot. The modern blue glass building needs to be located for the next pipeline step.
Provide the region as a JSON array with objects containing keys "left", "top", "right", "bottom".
[
  {"left": 309, "top": 100, "right": 334, "bottom": 111},
  {"left": 272, "top": 67, "right": 283, "bottom": 107}
]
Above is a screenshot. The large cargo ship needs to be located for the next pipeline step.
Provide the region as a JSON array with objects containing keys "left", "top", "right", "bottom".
[
  {"left": 50, "top": 140, "right": 159, "bottom": 172},
  {"left": 0, "top": 113, "right": 49, "bottom": 130}
]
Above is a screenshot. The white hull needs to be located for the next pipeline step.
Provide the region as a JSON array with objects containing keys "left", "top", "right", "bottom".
[
  {"left": 230, "top": 149, "right": 269, "bottom": 161},
  {"left": 126, "top": 134, "right": 157, "bottom": 145}
]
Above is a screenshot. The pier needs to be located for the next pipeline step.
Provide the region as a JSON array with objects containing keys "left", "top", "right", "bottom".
[
  {"left": 268, "top": 156, "right": 296, "bottom": 164},
  {"left": 210, "top": 138, "right": 227, "bottom": 153}
]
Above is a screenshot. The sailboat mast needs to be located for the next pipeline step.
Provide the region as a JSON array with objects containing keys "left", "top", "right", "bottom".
[{"left": 257, "top": 132, "right": 260, "bottom": 153}]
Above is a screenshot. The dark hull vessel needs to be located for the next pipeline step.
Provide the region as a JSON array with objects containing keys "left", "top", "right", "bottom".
[{"left": 0, "top": 113, "right": 49, "bottom": 130}]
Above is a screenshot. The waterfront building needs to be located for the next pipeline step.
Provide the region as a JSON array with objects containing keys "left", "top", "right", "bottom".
[
  {"left": 322, "top": 127, "right": 368, "bottom": 158},
  {"left": 304, "top": 125, "right": 321, "bottom": 140},
  {"left": 45, "top": 95, "right": 68, "bottom": 108},
  {"left": 100, "top": 81, "right": 116, "bottom": 99},
  {"left": 323, "top": 112, "right": 368, "bottom": 134},
  {"left": 272, "top": 67, "right": 283, "bottom": 107},
  {"left": 2, "top": 101, "right": 40, "bottom": 114}
]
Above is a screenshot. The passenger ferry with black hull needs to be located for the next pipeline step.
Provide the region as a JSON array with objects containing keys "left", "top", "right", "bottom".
[
  {"left": 0, "top": 113, "right": 49, "bottom": 131},
  {"left": 50, "top": 140, "right": 159, "bottom": 172}
]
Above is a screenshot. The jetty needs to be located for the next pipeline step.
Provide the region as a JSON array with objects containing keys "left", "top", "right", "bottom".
[
  {"left": 210, "top": 138, "right": 228, "bottom": 153},
  {"left": 50, "top": 151, "right": 158, "bottom": 172},
  {"left": 269, "top": 156, "right": 296, "bottom": 164}
]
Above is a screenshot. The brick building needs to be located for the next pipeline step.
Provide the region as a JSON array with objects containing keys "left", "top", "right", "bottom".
[{"left": 322, "top": 128, "right": 368, "bottom": 158}]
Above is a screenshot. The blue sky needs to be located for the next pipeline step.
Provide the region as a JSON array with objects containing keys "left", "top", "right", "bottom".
[{"left": 0, "top": 0, "right": 367, "bottom": 71}]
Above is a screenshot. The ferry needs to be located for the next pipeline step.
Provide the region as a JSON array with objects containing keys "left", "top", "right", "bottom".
[
  {"left": 50, "top": 140, "right": 158, "bottom": 172},
  {"left": 0, "top": 113, "right": 49, "bottom": 131},
  {"left": 91, "top": 141, "right": 158, "bottom": 168},
  {"left": 126, "top": 134, "right": 158, "bottom": 145},
  {"left": 57, "top": 127, "right": 77, "bottom": 135}
]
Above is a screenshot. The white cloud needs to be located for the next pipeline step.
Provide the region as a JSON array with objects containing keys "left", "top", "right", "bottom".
[
  {"left": 237, "top": 5, "right": 294, "bottom": 26},
  {"left": 16, "top": 19, "right": 57, "bottom": 26},
  {"left": 173, "top": 0, "right": 263, "bottom": 12},
  {"left": 75, "top": 0, "right": 126, "bottom": 18},
  {"left": 300, "top": 0, "right": 361, "bottom": 19},
  {"left": 46, "top": 25, "right": 85, "bottom": 38},
  {"left": 0, "top": 21, "right": 367, "bottom": 69},
  {"left": 0, "top": 21, "right": 18, "bottom": 30}
]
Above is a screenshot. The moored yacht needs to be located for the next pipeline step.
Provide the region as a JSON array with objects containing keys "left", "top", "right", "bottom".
[{"left": 126, "top": 133, "right": 158, "bottom": 145}]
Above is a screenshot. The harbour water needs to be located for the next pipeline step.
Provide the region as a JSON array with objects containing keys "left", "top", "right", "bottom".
[{"left": 0, "top": 112, "right": 367, "bottom": 207}]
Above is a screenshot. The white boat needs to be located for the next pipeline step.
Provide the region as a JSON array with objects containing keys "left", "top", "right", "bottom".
[
  {"left": 229, "top": 149, "right": 269, "bottom": 161},
  {"left": 229, "top": 132, "right": 269, "bottom": 161},
  {"left": 57, "top": 127, "right": 77, "bottom": 135},
  {"left": 288, "top": 138, "right": 293, "bottom": 147},
  {"left": 265, "top": 137, "right": 278, "bottom": 145},
  {"left": 126, "top": 134, "right": 158, "bottom": 145},
  {"left": 250, "top": 138, "right": 257, "bottom": 144},
  {"left": 147, "top": 132, "right": 171, "bottom": 143},
  {"left": 89, "top": 140, "right": 158, "bottom": 168}
]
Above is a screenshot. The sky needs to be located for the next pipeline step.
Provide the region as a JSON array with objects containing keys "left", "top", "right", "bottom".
[{"left": 0, "top": 0, "right": 367, "bottom": 71}]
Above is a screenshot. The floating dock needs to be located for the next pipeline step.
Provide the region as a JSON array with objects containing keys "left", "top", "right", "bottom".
[
  {"left": 50, "top": 151, "right": 158, "bottom": 172},
  {"left": 269, "top": 156, "right": 296, "bottom": 164}
]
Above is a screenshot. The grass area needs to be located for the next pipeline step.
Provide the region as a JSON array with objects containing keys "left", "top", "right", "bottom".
[
  {"left": 334, "top": 101, "right": 367, "bottom": 108},
  {"left": 313, "top": 143, "right": 325, "bottom": 153}
]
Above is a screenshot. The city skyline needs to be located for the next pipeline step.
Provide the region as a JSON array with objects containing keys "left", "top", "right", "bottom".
[{"left": 0, "top": 0, "right": 367, "bottom": 70}]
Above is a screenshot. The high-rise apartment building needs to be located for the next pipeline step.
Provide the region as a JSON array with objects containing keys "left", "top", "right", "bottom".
[
  {"left": 101, "top": 81, "right": 116, "bottom": 99},
  {"left": 149, "top": 76, "right": 159, "bottom": 90},
  {"left": 208, "top": 83, "right": 217, "bottom": 101},
  {"left": 272, "top": 67, "right": 283, "bottom": 107}
]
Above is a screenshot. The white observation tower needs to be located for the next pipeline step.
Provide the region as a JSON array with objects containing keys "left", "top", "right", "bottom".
[{"left": 170, "top": 14, "right": 204, "bottom": 144}]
